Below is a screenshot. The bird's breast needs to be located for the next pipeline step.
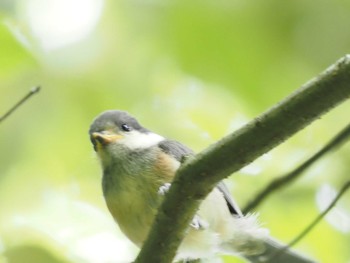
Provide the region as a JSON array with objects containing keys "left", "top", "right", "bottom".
[
  {"left": 102, "top": 168, "right": 164, "bottom": 246},
  {"left": 101, "top": 148, "right": 179, "bottom": 246},
  {"left": 104, "top": 185, "right": 159, "bottom": 246}
]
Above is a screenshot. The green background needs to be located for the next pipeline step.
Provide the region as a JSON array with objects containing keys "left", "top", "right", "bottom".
[{"left": 1, "top": 0, "right": 350, "bottom": 262}]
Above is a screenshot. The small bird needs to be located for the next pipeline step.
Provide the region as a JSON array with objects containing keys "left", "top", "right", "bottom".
[{"left": 89, "top": 110, "right": 314, "bottom": 263}]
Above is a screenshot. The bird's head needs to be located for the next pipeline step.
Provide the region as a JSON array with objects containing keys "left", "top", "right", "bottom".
[{"left": 89, "top": 110, "right": 164, "bottom": 164}]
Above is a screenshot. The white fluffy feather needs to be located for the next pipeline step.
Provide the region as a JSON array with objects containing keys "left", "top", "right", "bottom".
[
  {"left": 174, "top": 188, "right": 269, "bottom": 261},
  {"left": 119, "top": 130, "right": 164, "bottom": 150}
]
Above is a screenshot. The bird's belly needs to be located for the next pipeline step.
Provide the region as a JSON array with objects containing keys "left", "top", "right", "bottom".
[{"left": 104, "top": 188, "right": 159, "bottom": 247}]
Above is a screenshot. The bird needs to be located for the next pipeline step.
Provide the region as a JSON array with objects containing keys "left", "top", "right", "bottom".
[{"left": 89, "top": 110, "right": 314, "bottom": 263}]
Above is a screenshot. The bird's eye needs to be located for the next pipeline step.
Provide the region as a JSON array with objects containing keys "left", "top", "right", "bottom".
[{"left": 121, "top": 124, "right": 131, "bottom": 132}]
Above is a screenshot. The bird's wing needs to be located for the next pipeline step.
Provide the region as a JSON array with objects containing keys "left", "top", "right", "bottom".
[
  {"left": 216, "top": 181, "right": 243, "bottom": 217},
  {"left": 158, "top": 139, "right": 243, "bottom": 217},
  {"left": 158, "top": 139, "right": 194, "bottom": 163}
]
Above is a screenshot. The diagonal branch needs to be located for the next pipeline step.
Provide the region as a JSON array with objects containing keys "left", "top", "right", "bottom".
[
  {"left": 243, "top": 121, "right": 350, "bottom": 213},
  {"left": 135, "top": 55, "right": 350, "bottom": 263},
  {"left": 0, "top": 86, "right": 41, "bottom": 123}
]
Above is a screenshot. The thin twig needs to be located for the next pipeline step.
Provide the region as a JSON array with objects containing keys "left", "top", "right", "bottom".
[
  {"left": 269, "top": 180, "right": 350, "bottom": 261},
  {"left": 243, "top": 122, "right": 350, "bottom": 214},
  {"left": 289, "top": 180, "right": 350, "bottom": 247},
  {"left": 0, "top": 86, "right": 41, "bottom": 123}
]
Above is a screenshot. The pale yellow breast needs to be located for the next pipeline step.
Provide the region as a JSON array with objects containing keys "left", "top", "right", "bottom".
[
  {"left": 103, "top": 148, "right": 180, "bottom": 246},
  {"left": 105, "top": 189, "right": 158, "bottom": 246}
]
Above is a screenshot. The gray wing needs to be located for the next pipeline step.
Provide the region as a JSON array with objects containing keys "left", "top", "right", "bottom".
[
  {"left": 216, "top": 182, "right": 243, "bottom": 217},
  {"left": 158, "top": 139, "right": 243, "bottom": 217},
  {"left": 158, "top": 139, "right": 194, "bottom": 163}
]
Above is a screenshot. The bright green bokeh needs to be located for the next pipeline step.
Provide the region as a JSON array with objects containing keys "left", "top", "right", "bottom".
[{"left": 1, "top": 1, "right": 350, "bottom": 262}]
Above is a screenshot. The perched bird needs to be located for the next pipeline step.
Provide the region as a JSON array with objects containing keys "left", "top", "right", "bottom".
[{"left": 89, "top": 110, "right": 314, "bottom": 263}]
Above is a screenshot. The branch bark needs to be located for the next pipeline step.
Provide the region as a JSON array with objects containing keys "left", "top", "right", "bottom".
[{"left": 135, "top": 55, "right": 350, "bottom": 263}]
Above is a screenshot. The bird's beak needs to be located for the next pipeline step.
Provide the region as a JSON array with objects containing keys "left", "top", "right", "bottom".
[{"left": 91, "top": 132, "right": 123, "bottom": 151}]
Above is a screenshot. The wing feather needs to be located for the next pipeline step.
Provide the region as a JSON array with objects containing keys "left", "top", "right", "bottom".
[{"left": 158, "top": 139, "right": 242, "bottom": 217}]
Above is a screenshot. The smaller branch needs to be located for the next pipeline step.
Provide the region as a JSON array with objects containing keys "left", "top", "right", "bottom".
[
  {"left": 288, "top": 180, "right": 350, "bottom": 248},
  {"left": 269, "top": 180, "right": 350, "bottom": 261},
  {"left": 243, "top": 122, "right": 350, "bottom": 213},
  {"left": 0, "top": 86, "right": 41, "bottom": 123}
]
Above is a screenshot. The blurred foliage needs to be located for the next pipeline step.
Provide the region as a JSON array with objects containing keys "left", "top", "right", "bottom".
[{"left": 1, "top": 0, "right": 350, "bottom": 262}]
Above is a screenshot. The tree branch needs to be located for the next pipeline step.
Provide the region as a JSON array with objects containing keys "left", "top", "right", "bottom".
[
  {"left": 0, "top": 86, "right": 41, "bottom": 123},
  {"left": 243, "top": 121, "right": 350, "bottom": 213},
  {"left": 135, "top": 55, "right": 350, "bottom": 263}
]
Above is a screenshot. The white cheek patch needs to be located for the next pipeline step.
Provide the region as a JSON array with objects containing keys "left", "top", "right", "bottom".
[{"left": 120, "top": 130, "right": 164, "bottom": 150}]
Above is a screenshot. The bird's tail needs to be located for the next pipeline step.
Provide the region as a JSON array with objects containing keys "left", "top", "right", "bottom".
[{"left": 244, "top": 238, "right": 316, "bottom": 263}]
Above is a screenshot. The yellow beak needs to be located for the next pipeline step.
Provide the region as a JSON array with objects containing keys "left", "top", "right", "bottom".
[{"left": 91, "top": 132, "right": 123, "bottom": 151}]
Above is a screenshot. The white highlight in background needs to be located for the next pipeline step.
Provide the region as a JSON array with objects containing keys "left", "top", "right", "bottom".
[
  {"left": 26, "top": 0, "right": 104, "bottom": 51},
  {"left": 316, "top": 184, "right": 350, "bottom": 233}
]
